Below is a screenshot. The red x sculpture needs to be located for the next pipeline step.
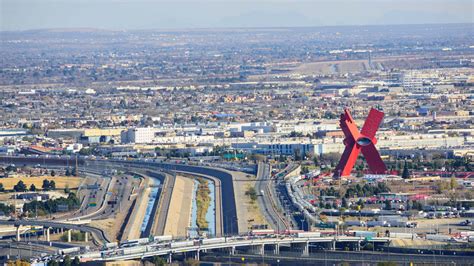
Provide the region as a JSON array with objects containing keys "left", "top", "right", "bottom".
[{"left": 334, "top": 108, "right": 387, "bottom": 177}]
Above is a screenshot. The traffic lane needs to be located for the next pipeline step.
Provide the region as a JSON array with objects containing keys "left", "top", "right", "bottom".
[
  {"left": 152, "top": 172, "right": 175, "bottom": 236},
  {"left": 96, "top": 175, "right": 134, "bottom": 219},
  {"left": 256, "top": 163, "right": 278, "bottom": 230},
  {"left": 0, "top": 220, "right": 109, "bottom": 244},
  {"left": 0, "top": 157, "right": 239, "bottom": 236},
  {"left": 202, "top": 250, "right": 474, "bottom": 265}
]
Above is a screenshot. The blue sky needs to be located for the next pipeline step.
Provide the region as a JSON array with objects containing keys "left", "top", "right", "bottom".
[{"left": 1, "top": 0, "right": 473, "bottom": 31}]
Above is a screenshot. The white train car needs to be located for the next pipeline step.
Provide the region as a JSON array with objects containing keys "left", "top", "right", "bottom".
[
  {"left": 297, "top": 232, "right": 321, "bottom": 238},
  {"left": 153, "top": 235, "right": 173, "bottom": 242},
  {"left": 170, "top": 240, "right": 194, "bottom": 249},
  {"left": 201, "top": 237, "right": 227, "bottom": 245}
]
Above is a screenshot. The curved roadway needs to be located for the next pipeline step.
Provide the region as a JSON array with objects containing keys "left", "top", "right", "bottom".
[
  {"left": 0, "top": 220, "right": 110, "bottom": 244},
  {"left": 0, "top": 156, "right": 239, "bottom": 236}
]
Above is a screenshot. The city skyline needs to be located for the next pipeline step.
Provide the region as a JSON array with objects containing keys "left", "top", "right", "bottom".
[{"left": 1, "top": 0, "right": 473, "bottom": 31}]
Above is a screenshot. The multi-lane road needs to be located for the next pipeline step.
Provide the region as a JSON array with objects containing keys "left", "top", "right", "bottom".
[
  {"left": 144, "top": 170, "right": 173, "bottom": 237},
  {"left": 0, "top": 220, "right": 110, "bottom": 244},
  {"left": 0, "top": 156, "right": 239, "bottom": 240},
  {"left": 255, "top": 162, "right": 290, "bottom": 232}
]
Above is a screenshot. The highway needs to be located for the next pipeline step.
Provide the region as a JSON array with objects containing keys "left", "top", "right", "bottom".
[
  {"left": 202, "top": 250, "right": 474, "bottom": 265},
  {"left": 79, "top": 235, "right": 391, "bottom": 262},
  {"left": 95, "top": 159, "right": 237, "bottom": 235},
  {"left": 274, "top": 163, "right": 301, "bottom": 229},
  {"left": 0, "top": 220, "right": 110, "bottom": 245},
  {"left": 255, "top": 162, "right": 289, "bottom": 232},
  {"left": 149, "top": 162, "right": 237, "bottom": 234},
  {"left": 1, "top": 156, "right": 241, "bottom": 236},
  {"left": 145, "top": 170, "right": 174, "bottom": 236}
]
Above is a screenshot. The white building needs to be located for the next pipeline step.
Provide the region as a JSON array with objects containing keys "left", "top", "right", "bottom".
[
  {"left": 121, "top": 128, "right": 157, "bottom": 144},
  {"left": 65, "top": 143, "right": 83, "bottom": 153},
  {"left": 232, "top": 142, "right": 315, "bottom": 157}
]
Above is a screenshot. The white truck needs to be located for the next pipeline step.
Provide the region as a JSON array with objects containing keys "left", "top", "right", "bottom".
[
  {"left": 201, "top": 237, "right": 227, "bottom": 245},
  {"left": 153, "top": 235, "right": 173, "bottom": 242},
  {"left": 297, "top": 232, "right": 321, "bottom": 238},
  {"left": 170, "top": 240, "right": 194, "bottom": 249}
]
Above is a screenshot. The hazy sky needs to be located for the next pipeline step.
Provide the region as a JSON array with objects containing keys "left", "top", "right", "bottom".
[{"left": 1, "top": 0, "right": 473, "bottom": 31}]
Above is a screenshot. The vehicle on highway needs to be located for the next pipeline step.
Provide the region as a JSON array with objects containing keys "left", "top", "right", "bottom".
[
  {"left": 200, "top": 237, "right": 227, "bottom": 245},
  {"left": 170, "top": 240, "right": 194, "bottom": 248},
  {"left": 297, "top": 232, "right": 321, "bottom": 238},
  {"left": 152, "top": 235, "right": 173, "bottom": 242}
]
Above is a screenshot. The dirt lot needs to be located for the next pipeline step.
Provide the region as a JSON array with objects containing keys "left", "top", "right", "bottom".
[
  {"left": 291, "top": 59, "right": 369, "bottom": 75},
  {"left": 0, "top": 176, "right": 83, "bottom": 190}
]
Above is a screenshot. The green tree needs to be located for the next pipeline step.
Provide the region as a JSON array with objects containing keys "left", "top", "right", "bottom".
[
  {"left": 401, "top": 160, "right": 410, "bottom": 179},
  {"left": 152, "top": 256, "right": 166, "bottom": 266},
  {"left": 0, "top": 203, "right": 14, "bottom": 214},
  {"left": 62, "top": 255, "right": 72, "bottom": 266},
  {"left": 14, "top": 180, "right": 27, "bottom": 192},
  {"left": 30, "top": 184, "right": 37, "bottom": 192},
  {"left": 47, "top": 260, "right": 59, "bottom": 266},
  {"left": 342, "top": 197, "right": 348, "bottom": 208},
  {"left": 357, "top": 199, "right": 365, "bottom": 209},
  {"left": 6, "top": 165, "right": 17, "bottom": 172},
  {"left": 0, "top": 183, "right": 4, "bottom": 192},
  {"left": 50, "top": 180, "right": 56, "bottom": 190},
  {"left": 450, "top": 176, "right": 457, "bottom": 191},
  {"left": 65, "top": 168, "right": 71, "bottom": 176},
  {"left": 301, "top": 166, "right": 309, "bottom": 175},
  {"left": 42, "top": 179, "right": 51, "bottom": 191},
  {"left": 50, "top": 170, "right": 56, "bottom": 177},
  {"left": 245, "top": 187, "right": 258, "bottom": 201},
  {"left": 72, "top": 257, "right": 80, "bottom": 266}
]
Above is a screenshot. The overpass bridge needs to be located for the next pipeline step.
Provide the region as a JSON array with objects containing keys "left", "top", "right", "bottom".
[
  {"left": 0, "top": 219, "right": 109, "bottom": 245},
  {"left": 78, "top": 235, "right": 390, "bottom": 263},
  {"left": 0, "top": 156, "right": 240, "bottom": 236}
]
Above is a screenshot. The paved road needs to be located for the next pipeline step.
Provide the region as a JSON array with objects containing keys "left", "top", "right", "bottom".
[
  {"left": 146, "top": 170, "right": 174, "bottom": 236},
  {"left": 0, "top": 156, "right": 238, "bottom": 236},
  {"left": 84, "top": 236, "right": 390, "bottom": 261},
  {"left": 203, "top": 250, "right": 474, "bottom": 265},
  {"left": 273, "top": 163, "right": 301, "bottom": 229},
  {"left": 0, "top": 220, "right": 109, "bottom": 245},
  {"left": 255, "top": 162, "right": 289, "bottom": 232}
]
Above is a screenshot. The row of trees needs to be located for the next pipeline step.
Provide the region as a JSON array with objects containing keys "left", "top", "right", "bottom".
[
  {"left": 344, "top": 182, "right": 391, "bottom": 198},
  {"left": 0, "top": 203, "right": 14, "bottom": 214},
  {"left": 65, "top": 167, "right": 78, "bottom": 176},
  {"left": 47, "top": 256, "right": 80, "bottom": 266},
  {"left": 387, "top": 156, "right": 472, "bottom": 173},
  {"left": 23, "top": 192, "right": 80, "bottom": 216},
  {"left": 319, "top": 187, "right": 340, "bottom": 197},
  {"left": 3, "top": 179, "right": 57, "bottom": 192}
]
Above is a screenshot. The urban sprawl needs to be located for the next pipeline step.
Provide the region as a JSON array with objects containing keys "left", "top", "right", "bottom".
[{"left": 0, "top": 24, "right": 473, "bottom": 265}]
